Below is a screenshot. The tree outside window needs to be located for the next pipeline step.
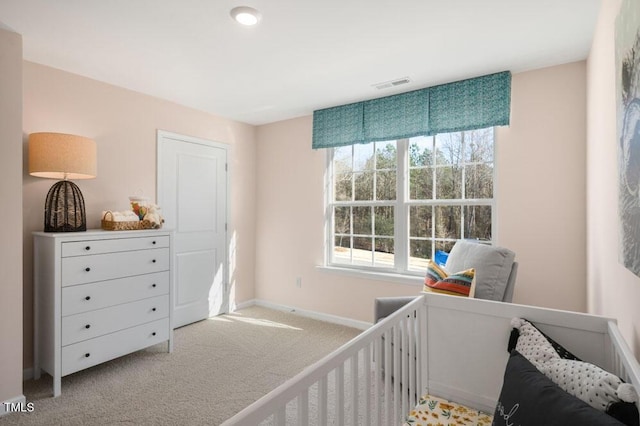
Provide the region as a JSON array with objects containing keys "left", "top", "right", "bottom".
[{"left": 329, "top": 127, "right": 494, "bottom": 274}]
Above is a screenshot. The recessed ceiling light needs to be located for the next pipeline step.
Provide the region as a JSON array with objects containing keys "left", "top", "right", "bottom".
[{"left": 230, "top": 6, "right": 261, "bottom": 26}]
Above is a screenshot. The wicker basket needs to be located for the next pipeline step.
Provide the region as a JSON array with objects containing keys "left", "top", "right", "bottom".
[
  {"left": 140, "top": 219, "right": 162, "bottom": 229},
  {"left": 101, "top": 211, "right": 141, "bottom": 231}
]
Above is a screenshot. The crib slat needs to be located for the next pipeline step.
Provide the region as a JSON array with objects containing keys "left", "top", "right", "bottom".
[
  {"left": 375, "top": 336, "right": 382, "bottom": 425},
  {"left": 364, "top": 343, "right": 371, "bottom": 426},
  {"left": 384, "top": 328, "right": 392, "bottom": 425},
  {"left": 336, "top": 364, "right": 345, "bottom": 423},
  {"left": 351, "top": 352, "right": 359, "bottom": 425},
  {"left": 417, "top": 301, "right": 427, "bottom": 394},
  {"left": 274, "top": 406, "right": 286, "bottom": 426},
  {"left": 401, "top": 316, "right": 409, "bottom": 420},
  {"left": 318, "top": 376, "right": 328, "bottom": 425},
  {"left": 297, "top": 390, "right": 308, "bottom": 426},
  {"left": 319, "top": 377, "right": 328, "bottom": 425},
  {"left": 393, "top": 322, "right": 401, "bottom": 423},
  {"left": 408, "top": 308, "right": 416, "bottom": 407}
]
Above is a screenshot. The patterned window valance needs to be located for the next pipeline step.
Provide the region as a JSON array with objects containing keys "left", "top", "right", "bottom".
[{"left": 312, "top": 71, "right": 511, "bottom": 149}]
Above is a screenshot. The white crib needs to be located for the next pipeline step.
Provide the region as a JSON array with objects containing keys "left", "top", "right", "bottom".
[{"left": 222, "top": 294, "right": 640, "bottom": 425}]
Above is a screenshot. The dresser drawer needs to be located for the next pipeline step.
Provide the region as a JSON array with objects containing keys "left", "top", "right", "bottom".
[
  {"left": 61, "top": 318, "right": 170, "bottom": 376},
  {"left": 62, "top": 248, "right": 169, "bottom": 286},
  {"left": 61, "top": 272, "right": 169, "bottom": 316},
  {"left": 62, "top": 235, "right": 170, "bottom": 257},
  {"left": 62, "top": 295, "right": 169, "bottom": 346}
]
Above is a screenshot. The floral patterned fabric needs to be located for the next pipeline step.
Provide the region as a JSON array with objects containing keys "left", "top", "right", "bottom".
[{"left": 404, "top": 394, "right": 493, "bottom": 426}]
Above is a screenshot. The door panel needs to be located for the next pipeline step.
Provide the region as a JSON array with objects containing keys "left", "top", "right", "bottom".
[
  {"left": 176, "top": 250, "right": 217, "bottom": 304},
  {"left": 157, "top": 131, "right": 228, "bottom": 328},
  {"left": 177, "top": 153, "right": 218, "bottom": 233}
]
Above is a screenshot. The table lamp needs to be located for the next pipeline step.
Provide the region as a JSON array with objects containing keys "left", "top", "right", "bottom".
[{"left": 28, "top": 132, "right": 97, "bottom": 232}]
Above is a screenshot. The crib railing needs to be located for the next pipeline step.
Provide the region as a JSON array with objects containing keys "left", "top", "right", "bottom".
[
  {"left": 221, "top": 296, "right": 428, "bottom": 426},
  {"left": 222, "top": 295, "right": 640, "bottom": 425},
  {"left": 607, "top": 321, "right": 640, "bottom": 395}
]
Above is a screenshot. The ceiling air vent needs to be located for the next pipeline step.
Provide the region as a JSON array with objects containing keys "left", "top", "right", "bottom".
[{"left": 373, "top": 77, "right": 411, "bottom": 90}]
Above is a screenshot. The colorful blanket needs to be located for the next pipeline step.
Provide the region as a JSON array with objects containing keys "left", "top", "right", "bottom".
[{"left": 404, "top": 394, "right": 493, "bottom": 426}]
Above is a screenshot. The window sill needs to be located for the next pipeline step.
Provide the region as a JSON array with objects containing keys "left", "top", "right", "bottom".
[{"left": 316, "top": 265, "right": 423, "bottom": 287}]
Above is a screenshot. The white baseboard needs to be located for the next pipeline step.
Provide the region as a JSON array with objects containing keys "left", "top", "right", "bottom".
[
  {"left": 234, "top": 299, "right": 256, "bottom": 311},
  {"left": 23, "top": 368, "right": 33, "bottom": 381},
  {"left": 1, "top": 395, "right": 26, "bottom": 417},
  {"left": 236, "top": 299, "right": 371, "bottom": 330}
]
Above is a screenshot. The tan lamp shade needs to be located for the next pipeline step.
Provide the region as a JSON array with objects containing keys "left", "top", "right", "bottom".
[{"left": 29, "top": 132, "right": 97, "bottom": 180}]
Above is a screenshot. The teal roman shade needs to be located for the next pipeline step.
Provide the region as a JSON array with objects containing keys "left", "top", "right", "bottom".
[
  {"left": 312, "top": 71, "right": 511, "bottom": 149},
  {"left": 428, "top": 72, "right": 511, "bottom": 135},
  {"left": 363, "top": 89, "right": 429, "bottom": 142},
  {"left": 312, "top": 102, "right": 364, "bottom": 148}
]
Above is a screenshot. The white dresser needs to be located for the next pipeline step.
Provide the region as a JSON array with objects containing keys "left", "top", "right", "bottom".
[{"left": 33, "top": 229, "right": 174, "bottom": 397}]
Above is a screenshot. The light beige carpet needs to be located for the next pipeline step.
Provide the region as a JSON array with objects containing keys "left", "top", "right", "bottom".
[{"left": 1, "top": 306, "right": 361, "bottom": 426}]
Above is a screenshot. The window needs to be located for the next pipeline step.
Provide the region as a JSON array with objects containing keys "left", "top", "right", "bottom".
[{"left": 327, "top": 127, "right": 494, "bottom": 275}]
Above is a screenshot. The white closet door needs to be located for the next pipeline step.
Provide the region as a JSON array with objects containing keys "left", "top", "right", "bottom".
[{"left": 157, "top": 131, "right": 228, "bottom": 328}]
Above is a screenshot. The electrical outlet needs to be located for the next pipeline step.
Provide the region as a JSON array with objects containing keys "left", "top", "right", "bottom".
[{"left": 295, "top": 277, "right": 302, "bottom": 288}]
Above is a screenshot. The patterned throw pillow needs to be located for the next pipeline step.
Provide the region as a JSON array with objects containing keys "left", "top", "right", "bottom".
[
  {"left": 511, "top": 318, "right": 638, "bottom": 420},
  {"left": 423, "top": 260, "right": 476, "bottom": 297}
]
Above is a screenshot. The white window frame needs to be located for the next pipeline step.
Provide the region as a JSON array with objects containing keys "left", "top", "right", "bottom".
[{"left": 324, "top": 129, "right": 497, "bottom": 277}]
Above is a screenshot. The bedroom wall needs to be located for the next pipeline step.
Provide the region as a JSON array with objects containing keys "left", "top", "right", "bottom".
[
  {"left": 22, "top": 62, "right": 258, "bottom": 370},
  {"left": 255, "top": 61, "right": 587, "bottom": 324},
  {"left": 0, "top": 27, "right": 24, "bottom": 408},
  {"left": 496, "top": 62, "right": 587, "bottom": 310},
  {"left": 587, "top": 0, "right": 640, "bottom": 357}
]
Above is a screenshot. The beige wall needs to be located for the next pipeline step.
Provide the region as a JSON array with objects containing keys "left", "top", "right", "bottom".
[
  {"left": 255, "top": 116, "right": 419, "bottom": 323},
  {"left": 255, "top": 61, "right": 588, "bottom": 323},
  {"left": 22, "top": 62, "right": 257, "bottom": 369},
  {"left": 497, "top": 61, "right": 587, "bottom": 312},
  {"left": 587, "top": 0, "right": 640, "bottom": 356},
  {"left": 0, "top": 28, "right": 24, "bottom": 404}
]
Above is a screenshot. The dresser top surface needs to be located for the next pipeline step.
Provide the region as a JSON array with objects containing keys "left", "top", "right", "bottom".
[{"left": 33, "top": 229, "right": 173, "bottom": 240}]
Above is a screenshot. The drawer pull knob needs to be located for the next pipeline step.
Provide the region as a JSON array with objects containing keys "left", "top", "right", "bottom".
[
  {"left": 85, "top": 296, "right": 91, "bottom": 301},
  {"left": 85, "top": 324, "right": 91, "bottom": 329},
  {"left": 152, "top": 241, "right": 157, "bottom": 245},
  {"left": 152, "top": 259, "right": 156, "bottom": 263},
  {"left": 152, "top": 332, "right": 157, "bottom": 336},
  {"left": 85, "top": 246, "right": 91, "bottom": 251},
  {"left": 85, "top": 353, "right": 90, "bottom": 358},
  {"left": 152, "top": 284, "right": 157, "bottom": 288},
  {"left": 152, "top": 307, "right": 157, "bottom": 312},
  {"left": 85, "top": 267, "right": 91, "bottom": 272}
]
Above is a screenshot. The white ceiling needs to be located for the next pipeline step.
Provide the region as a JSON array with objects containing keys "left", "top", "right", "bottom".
[{"left": 0, "top": 0, "right": 601, "bottom": 126}]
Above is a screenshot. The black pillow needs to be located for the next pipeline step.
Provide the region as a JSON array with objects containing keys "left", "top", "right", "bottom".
[{"left": 493, "top": 351, "right": 626, "bottom": 426}]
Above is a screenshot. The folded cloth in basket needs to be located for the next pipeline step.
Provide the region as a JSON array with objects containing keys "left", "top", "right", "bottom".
[
  {"left": 403, "top": 393, "right": 493, "bottom": 426},
  {"left": 102, "top": 210, "right": 140, "bottom": 222}
]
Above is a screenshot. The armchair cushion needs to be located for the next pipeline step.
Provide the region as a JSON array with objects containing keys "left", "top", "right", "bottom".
[{"left": 445, "top": 241, "right": 515, "bottom": 301}]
